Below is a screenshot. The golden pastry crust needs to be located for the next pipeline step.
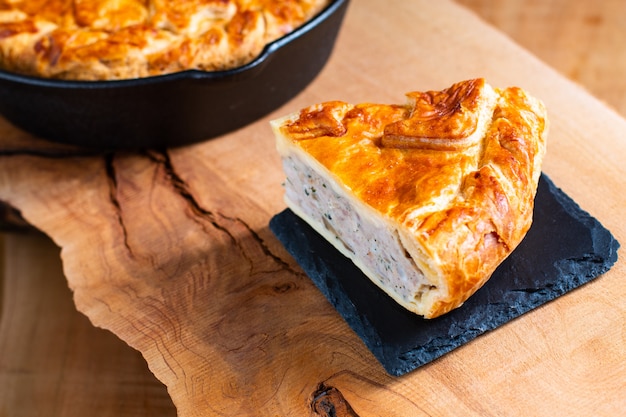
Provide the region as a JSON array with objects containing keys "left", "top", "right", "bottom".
[
  {"left": 0, "top": 0, "right": 330, "bottom": 80},
  {"left": 273, "top": 79, "right": 548, "bottom": 318}
]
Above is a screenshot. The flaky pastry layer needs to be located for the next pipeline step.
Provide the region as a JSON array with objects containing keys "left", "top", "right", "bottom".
[
  {"left": 272, "top": 78, "right": 548, "bottom": 318},
  {"left": 0, "top": 0, "right": 330, "bottom": 80}
]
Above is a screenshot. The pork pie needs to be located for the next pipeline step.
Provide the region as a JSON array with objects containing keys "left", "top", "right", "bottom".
[
  {"left": 272, "top": 78, "right": 548, "bottom": 318},
  {"left": 0, "top": 0, "right": 330, "bottom": 80}
]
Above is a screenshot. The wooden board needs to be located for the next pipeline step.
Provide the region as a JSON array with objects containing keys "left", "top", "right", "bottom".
[{"left": 1, "top": 0, "right": 625, "bottom": 416}]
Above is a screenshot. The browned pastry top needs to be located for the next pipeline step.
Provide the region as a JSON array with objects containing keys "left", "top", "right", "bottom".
[{"left": 0, "top": 0, "right": 330, "bottom": 80}]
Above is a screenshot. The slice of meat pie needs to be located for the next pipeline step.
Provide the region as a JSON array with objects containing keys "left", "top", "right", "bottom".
[{"left": 272, "top": 78, "right": 548, "bottom": 318}]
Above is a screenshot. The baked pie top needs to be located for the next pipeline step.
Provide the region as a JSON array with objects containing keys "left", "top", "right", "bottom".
[{"left": 0, "top": 0, "right": 330, "bottom": 80}]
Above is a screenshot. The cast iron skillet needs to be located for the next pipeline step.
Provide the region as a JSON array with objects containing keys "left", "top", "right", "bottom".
[{"left": 0, "top": 0, "right": 349, "bottom": 150}]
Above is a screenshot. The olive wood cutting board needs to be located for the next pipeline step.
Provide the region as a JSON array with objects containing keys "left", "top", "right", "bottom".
[{"left": 1, "top": 0, "right": 625, "bottom": 416}]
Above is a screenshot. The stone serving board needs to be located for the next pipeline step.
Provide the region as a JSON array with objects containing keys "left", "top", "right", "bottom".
[{"left": 270, "top": 174, "right": 620, "bottom": 376}]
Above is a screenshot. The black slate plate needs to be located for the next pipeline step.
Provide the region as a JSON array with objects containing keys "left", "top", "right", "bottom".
[{"left": 269, "top": 174, "right": 620, "bottom": 376}]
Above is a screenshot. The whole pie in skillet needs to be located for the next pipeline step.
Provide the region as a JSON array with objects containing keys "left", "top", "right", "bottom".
[
  {"left": 0, "top": 0, "right": 330, "bottom": 80},
  {"left": 271, "top": 78, "right": 548, "bottom": 318}
]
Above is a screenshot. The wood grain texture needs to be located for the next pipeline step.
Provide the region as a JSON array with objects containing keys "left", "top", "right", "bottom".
[
  {"left": 1, "top": 0, "right": 625, "bottom": 416},
  {"left": 456, "top": 0, "right": 626, "bottom": 116},
  {"left": 0, "top": 232, "right": 176, "bottom": 417}
]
